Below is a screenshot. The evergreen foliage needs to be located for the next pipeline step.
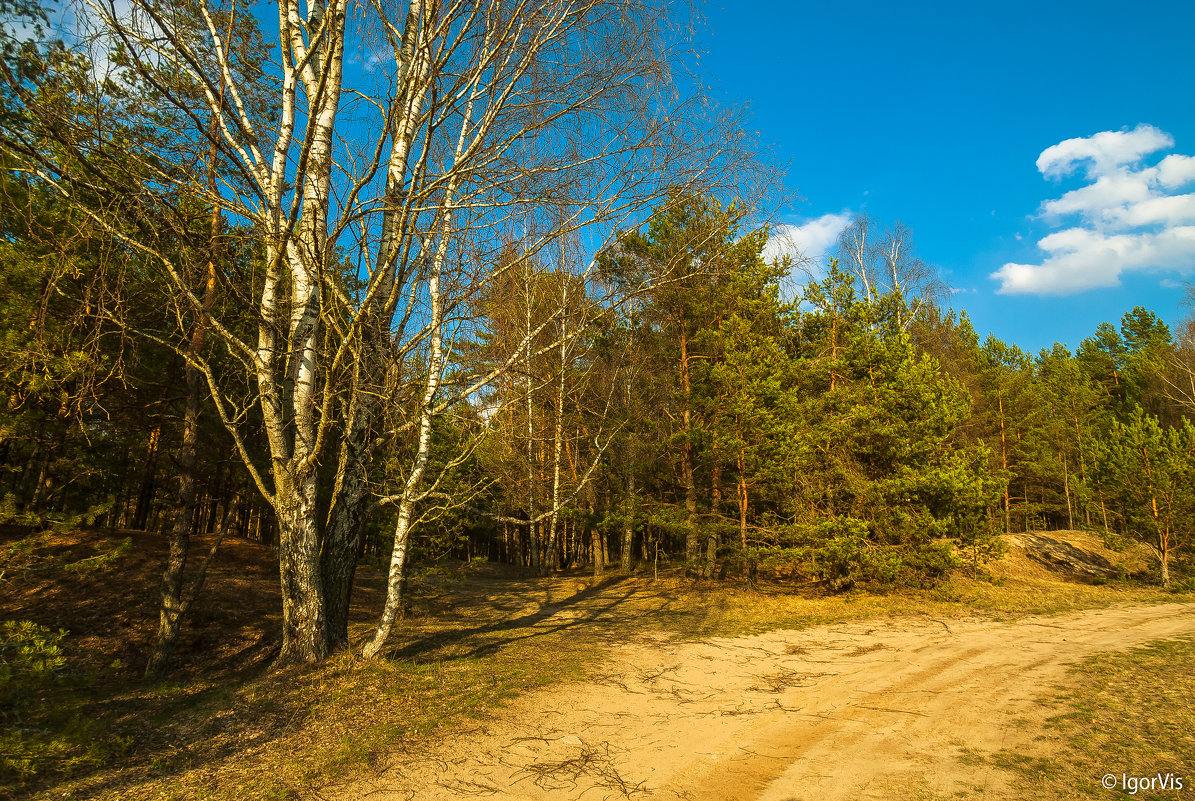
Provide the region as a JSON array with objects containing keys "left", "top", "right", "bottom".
[
  {"left": 2, "top": 183, "right": 1192, "bottom": 592},
  {"left": 1, "top": 0, "right": 1192, "bottom": 672},
  {"left": 1094, "top": 408, "right": 1194, "bottom": 587}
]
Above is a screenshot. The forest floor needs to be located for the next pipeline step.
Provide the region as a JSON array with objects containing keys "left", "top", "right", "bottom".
[{"left": 2, "top": 527, "right": 1193, "bottom": 800}]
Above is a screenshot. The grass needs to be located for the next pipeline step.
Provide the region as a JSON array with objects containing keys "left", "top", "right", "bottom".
[
  {"left": 948, "top": 637, "right": 1195, "bottom": 800},
  {"left": 1, "top": 526, "right": 1191, "bottom": 800}
]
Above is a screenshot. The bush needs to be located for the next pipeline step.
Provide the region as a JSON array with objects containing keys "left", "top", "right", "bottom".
[
  {"left": 0, "top": 620, "right": 66, "bottom": 721},
  {"left": 0, "top": 620, "right": 112, "bottom": 788},
  {"left": 1167, "top": 576, "right": 1195, "bottom": 594}
]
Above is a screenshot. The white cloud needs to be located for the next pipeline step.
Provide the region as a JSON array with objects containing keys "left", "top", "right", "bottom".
[
  {"left": 764, "top": 212, "right": 853, "bottom": 273},
  {"left": 993, "top": 125, "right": 1195, "bottom": 295},
  {"left": 47, "top": 0, "right": 151, "bottom": 83},
  {"left": 1157, "top": 154, "right": 1195, "bottom": 188},
  {"left": 364, "top": 48, "right": 387, "bottom": 73},
  {"left": 1040, "top": 173, "right": 1151, "bottom": 221},
  {"left": 1036, "top": 124, "right": 1173, "bottom": 180}
]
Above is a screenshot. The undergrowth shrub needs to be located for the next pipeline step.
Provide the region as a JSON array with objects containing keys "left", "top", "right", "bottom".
[{"left": 0, "top": 621, "right": 110, "bottom": 790}]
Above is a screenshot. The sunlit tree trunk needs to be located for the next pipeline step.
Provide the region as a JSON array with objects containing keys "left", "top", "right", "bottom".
[
  {"left": 362, "top": 247, "right": 445, "bottom": 659},
  {"left": 362, "top": 144, "right": 462, "bottom": 657},
  {"left": 265, "top": 0, "right": 349, "bottom": 668},
  {"left": 525, "top": 270, "right": 541, "bottom": 574},
  {"left": 321, "top": 0, "right": 433, "bottom": 651},
  {"left": 546, "top": 316, "right": 568, "bottom": 572},
  {"left": 998, "top": 391, "right": 1011, "bottom": 532},
  {"left": 621, "top": 470, "right": 636, "bottom": 571},
  {"left": 737, "top": 450, "right": 749, "bottom": 550},
  {"left": 707, "top": 458, "right": 720, "bottom": 577}
]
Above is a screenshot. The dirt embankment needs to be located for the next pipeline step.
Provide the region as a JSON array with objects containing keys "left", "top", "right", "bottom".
[
  {"left": 997, "top": 529, "right": 1158, "bottom": 583},
  {"left": 336, "top": 603, "right": 1195, "bottom": 801}
]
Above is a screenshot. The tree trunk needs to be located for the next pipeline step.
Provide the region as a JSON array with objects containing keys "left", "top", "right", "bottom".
[
  {"left": 524, "top": 268, "right": 541, "bottom": 575},
  {"left": 274, "top": 473, "right": 328, "bottom": 666},
  {"left": 15, "top": 420, "right": 44, "bottom": 507},
  {"left": 1159, "top": 534, "right": 1170, "bottom": 588},
  {"left": 683, "top": 449, "right": 698, "bottom": 569},
  {"left": 205, "top": 471, "right": 228, "bottom": 534},
  {"left": 321, "top": 2, "right": 433, "bottom": 649},
  {"left": 260, "top": 0, "right": 351, "bottom": 669},
  {"left": 363, "top": 162, "right": 455, "bottom": 659},
  {"left": 620, "top": 471, "right": 635, "bottom": 571},
  {"left": 998, "top": 391, "right": 1011, "bottom": 533},
  {"left": 28, "top": 437, "right": 53, "bottom": 515},
  {"left": 145, "top": 498, "right": 238, "bottom": 678},
  {"left": 132, "top": 427, "right": 161, "bottom": 530},
  {"left": 107, "top": 446, "right": 132, "bottom": 528},
  {"left": 1061, "top": 453, "right": 1074, "bottom": 530},
  {"left": 679, "top": 324, "right": 698, "bottom": 572},
  {"left": 546, "top": 317, "right": 568, "bottom": 573},
  {"left": 707, "top": 461, "right": 721, "bottom": 578},
  {"left": 592, "top": 512, "right": 605, "bottom": 577},
  {"left": 147, "top": 168, "right": 222, "bottom": 678},
  {"left": 321, "top": 421, "right": 371, "bottom": 650},
  {"left": 1150, "top": 492, "right": 1170, "bottom": 588},
  {"left": 1069, "top": 394, "right": 1091, "bottom": 527},
  {"left": 738, "top": 468, "right": 749, "bottom": 552}
]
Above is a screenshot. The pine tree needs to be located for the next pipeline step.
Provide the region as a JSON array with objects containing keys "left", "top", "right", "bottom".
[{"left": 1095, "top": 408, "right": 1194, "bottom": 587}]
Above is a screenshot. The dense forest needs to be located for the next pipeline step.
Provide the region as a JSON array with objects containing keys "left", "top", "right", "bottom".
[{"left": 2, "top": 0, "right": 1194, "bottom": 687}]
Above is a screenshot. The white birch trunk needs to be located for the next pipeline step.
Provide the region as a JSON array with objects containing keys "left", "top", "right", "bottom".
[
  {"left": 361, "top": 241, "right": 446, "bottom": 659},
  {"left": 362, "top": 72, "right": 472, "bottom": 653},
  {"left": 270, "top": 0, "right": 347, "bottom": 667},
  {"left": 525, "top": 270, "right": 540, "bottom": 573},
  {"left": 546, "top": 313, "right": 568, "bottom": 572}
]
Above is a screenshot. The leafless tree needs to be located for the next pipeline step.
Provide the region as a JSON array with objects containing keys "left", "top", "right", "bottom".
[
  {"left": 834, "top": 213, "right": 947, "bottom": 328},
  {"left": 1160, "top": 284, "right": 1195, "bottom": 415}
]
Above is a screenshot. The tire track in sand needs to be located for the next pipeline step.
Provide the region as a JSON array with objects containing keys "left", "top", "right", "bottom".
[{"left": 333, "top": 603, "right": 1195, "bottom": 801}]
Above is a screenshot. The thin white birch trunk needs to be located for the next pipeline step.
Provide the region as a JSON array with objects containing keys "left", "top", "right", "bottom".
[
  {"left": 362, "top": 75, "right": 472, "bottom": 656},
  {"left": 361, "top": 237, "right": 446, "bottom": 659},
  {"left": 525, "top": 270, "right": 540, "bottom": 573},
  {"left": 546, "top": 311, "right": 568, "bottom": 572}
]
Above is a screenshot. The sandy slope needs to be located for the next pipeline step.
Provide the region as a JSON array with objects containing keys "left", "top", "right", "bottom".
[{"left": 334, "top": 603, "right": 1195, "bottom": 801}]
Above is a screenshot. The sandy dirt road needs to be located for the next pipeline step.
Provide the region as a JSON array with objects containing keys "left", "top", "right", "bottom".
[{"left": 337, "top": 603, "right": 1195, "bottom": 801}]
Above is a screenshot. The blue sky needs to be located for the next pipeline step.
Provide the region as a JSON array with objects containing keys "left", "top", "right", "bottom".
[{"left": 695, "top": 0, "right": 1195, "bottom": 353}]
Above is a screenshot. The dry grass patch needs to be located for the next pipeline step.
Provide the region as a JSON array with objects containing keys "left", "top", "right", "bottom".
[{"left": 3, "top": 527, "right": 1191, "bottom": 800}]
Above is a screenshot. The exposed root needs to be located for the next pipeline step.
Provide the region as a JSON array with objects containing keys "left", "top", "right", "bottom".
[
  {"left": 517, "top": 740, "right": 648, "bottom": 798},
  {"left": 438, "top": 777, "right": 502, "bottom": 796},
  {"left": 747, "top": 668, "right": 828, "bottom": 693}
]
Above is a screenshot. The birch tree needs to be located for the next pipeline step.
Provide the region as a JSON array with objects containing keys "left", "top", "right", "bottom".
[
  {"left": 834, "top": 214, "right": 945, "bottom": 330},
  {"left": 3, "top": 0, "right": 750, "bottom": 664},
  {"left": 458, "top": 258, "right": 613, "bottom": 576},
  {"left": 1161, "top": 299, "right": 1195, "bottom": 416}
]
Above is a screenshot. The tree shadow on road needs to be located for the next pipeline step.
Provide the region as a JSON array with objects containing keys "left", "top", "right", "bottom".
[{"left": 378, "top": 572, "right": 658, "bottom": 663}]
